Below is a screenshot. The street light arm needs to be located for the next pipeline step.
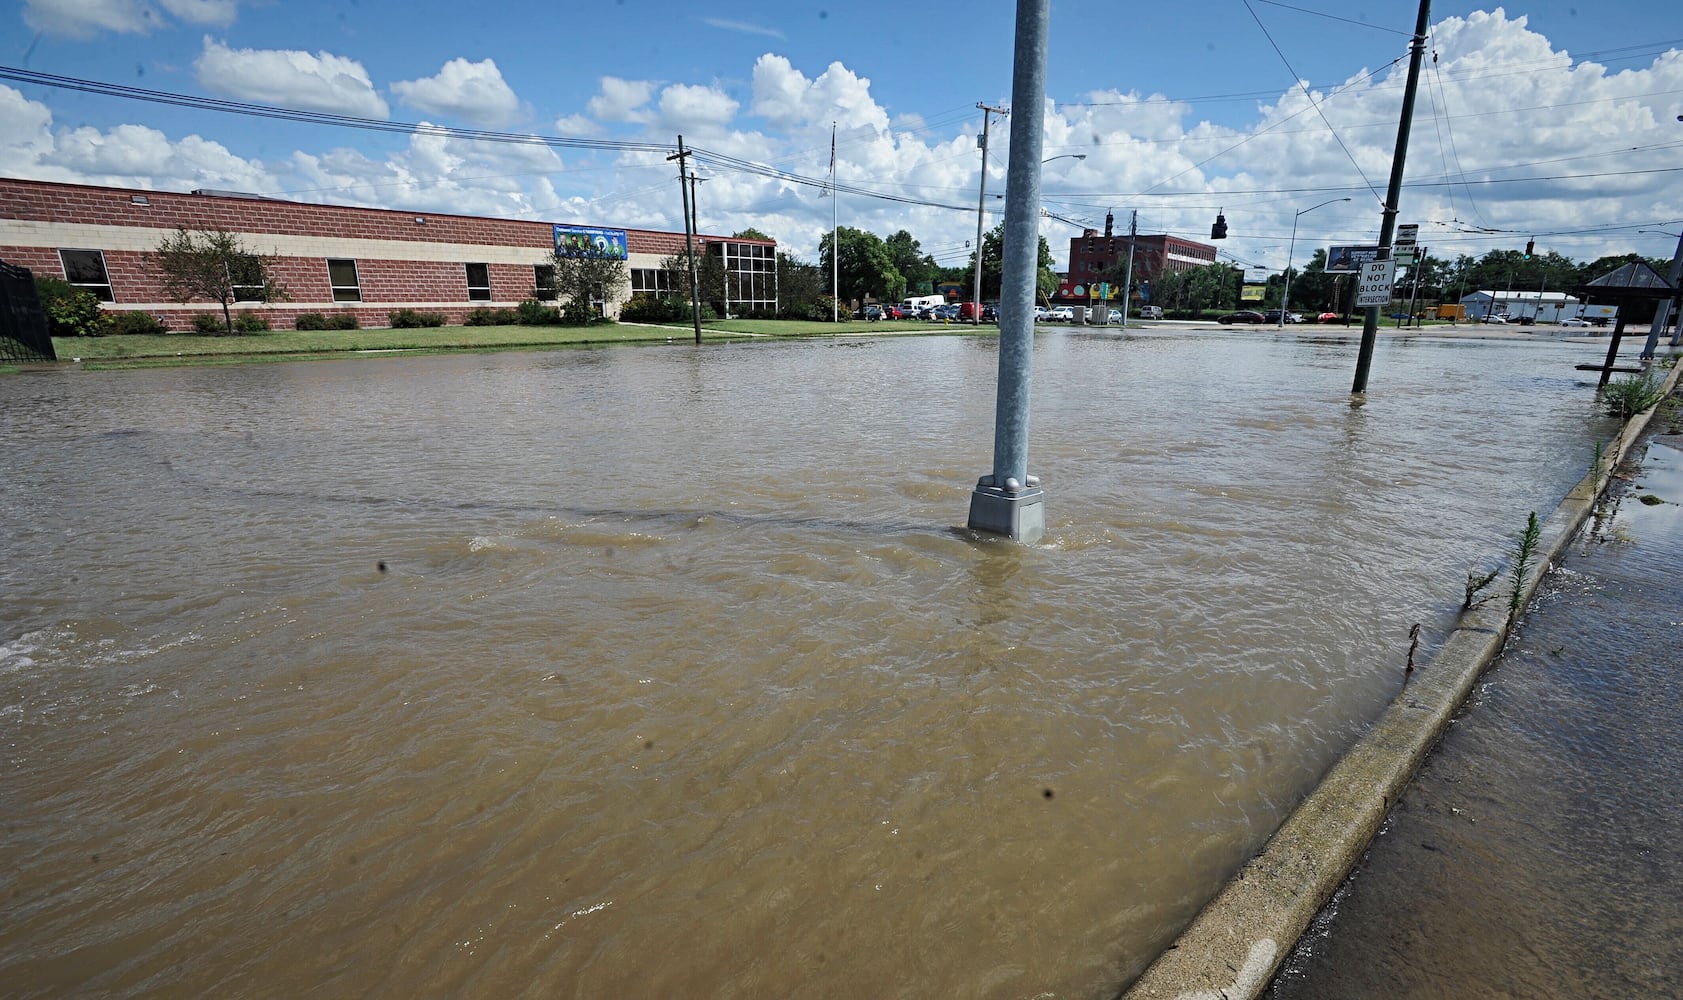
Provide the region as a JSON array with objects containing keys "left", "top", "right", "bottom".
[{"left": 1280, "top": 197, "right": 1352, "bottom": 328}]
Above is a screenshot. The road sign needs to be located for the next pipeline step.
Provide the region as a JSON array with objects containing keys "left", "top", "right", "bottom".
[
  {"left": 1355, "top": 259, "right": 1397, "bottom": 307},
  {"left": 1396, "top": 224, "right": 1419, "bottom": 247}
]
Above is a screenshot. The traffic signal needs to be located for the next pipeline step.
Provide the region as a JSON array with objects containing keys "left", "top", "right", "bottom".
[
  {"left": 1211, "top": 211, "right": 1228, "bottom": 240},
  {"left": 1523, "top": 239, "right": 1534, "bottom": 259}
]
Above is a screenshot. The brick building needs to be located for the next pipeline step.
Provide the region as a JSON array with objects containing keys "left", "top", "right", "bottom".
[
  {"left": 1053, "top": 211, "right": 1216, "bottom": 308},
  {"left": 0, "top": 177, "right": 776, "bottom": 330}
]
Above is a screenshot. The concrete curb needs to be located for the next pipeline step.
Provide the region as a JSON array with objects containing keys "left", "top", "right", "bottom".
[{"left": 1121, "top": 362, "right": 1683, "bottom": 1000}]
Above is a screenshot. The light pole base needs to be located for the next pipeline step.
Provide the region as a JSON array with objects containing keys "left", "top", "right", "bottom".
[{"left": 967, "top": 485, "right": 1046, "bottom": 544}]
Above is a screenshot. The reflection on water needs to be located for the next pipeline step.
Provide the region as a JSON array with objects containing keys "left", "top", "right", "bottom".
[{"left": 0, "top": 332, "right": 1616, "bottom": 998}]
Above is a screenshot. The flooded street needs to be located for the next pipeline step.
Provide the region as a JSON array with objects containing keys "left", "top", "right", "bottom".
[
  {"left": 1268, "top": 422, "right": 1683, "bottom": 1000},
  {"left": 1, "top": 331, "right": 1624, "bottom": 998}
]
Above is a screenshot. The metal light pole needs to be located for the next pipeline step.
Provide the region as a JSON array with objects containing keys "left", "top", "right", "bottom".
[
  {"left": 1280, "top": 197, "right": 1350, "bottom": 328},
  {"left": 968, "top": 0, "right": 1050, "bottom": 543}
]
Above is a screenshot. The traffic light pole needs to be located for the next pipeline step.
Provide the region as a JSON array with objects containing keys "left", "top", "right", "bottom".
[{"left": 1352, "top": 0, "right": 1431, "bottom": 394}]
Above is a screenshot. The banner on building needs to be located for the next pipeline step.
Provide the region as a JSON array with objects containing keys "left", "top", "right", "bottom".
[{"left": 554, "top": 224, "right": 628, "bottom": 259}]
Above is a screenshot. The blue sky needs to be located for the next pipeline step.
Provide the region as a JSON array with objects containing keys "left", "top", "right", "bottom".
[{"left": 4, "top": 0, "right": 1681, "bottom": 274}]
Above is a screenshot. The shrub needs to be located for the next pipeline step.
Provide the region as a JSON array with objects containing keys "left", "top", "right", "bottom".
[
  {"left": 295, "top": 312, "right": 328, "bottom": 331},
  {"left": 465, "top": 307, "right": 520, "bottom": 326},
  {"left": 100, "top": 310, "right": 169, "bottom": 336},
  {"left": 191, "top": 312, "right": 227, "bottom": 334},
  {"left": 235, "top": 313, "right": 270, "bottom": 333},
  {"left": 516, "top": 299, "right": 560, "bottom": 325},
  {"left": 35, "top": 276, "right": 105, "bottom": 337},
  {"left": 389, "top": 308, "right": 446, "bottom": 328},
  {"left": 328, "top": 312, "right": 359, "bottom": 330},
  {"left": 618, "top": 294, "right": 688, "bottom": 323}
]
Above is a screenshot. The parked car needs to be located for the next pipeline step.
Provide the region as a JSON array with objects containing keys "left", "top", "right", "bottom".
[
  {"left": 1483, "top": 314, "right": 1508, "bottom": 324},
  {"left": 1138, "top": 305, "right": 1164, "bottom": 320},
  {"left": 932, "top": 304, "right": 961, "bottom": 321},
  {"left": 1217, "top": 310, "right": 1266, "bottom": 324},
  {"left": 980, "top": 304, "right": 999, "bottom": 322},
  {"left": 1317, "top": 312, "right": 1340, "bottom": 323},
  {"left": 1108, "top": 308, "right": 1122, "bottom": 323},
  {"left": 1033, "top": 305, "right": 1050, "bottom": 320},
  {"left": 1047, "top": 306, "right": 1075, "bottom": 322},
  {"left": 880, "top": 304, "right": 903, "bottom": 319},
  {"left": 1262, "top": 310, "right": 1300, "bottom": 324},
  {"left": 1561, "top": 316, "right": 1592, "bottom": 327}
]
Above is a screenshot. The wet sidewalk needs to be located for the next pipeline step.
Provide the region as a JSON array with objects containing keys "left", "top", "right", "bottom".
[{"left": 1266, "top": 403, "right": 1683, "bottom": 999}]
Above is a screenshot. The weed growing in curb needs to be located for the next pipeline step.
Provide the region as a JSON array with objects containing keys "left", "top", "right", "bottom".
[
  {"left": 1463, "top": 567, "right": 1501, "bottom": 611},
  {"left": 1508, "top": 511, "right": 1542, "bottom": 626},
  {"left": 1601, "top": 371, "right": 1664, "bottom": 419}
]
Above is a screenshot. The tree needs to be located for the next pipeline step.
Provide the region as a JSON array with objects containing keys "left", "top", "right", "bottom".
[
  {"left": 732, "top": 227, "right": 773, "bottom": 242},
  {"left": 818, "top": 227, "right": 902, "bottom": 304},
  {"left": 776, "top": 251, "right": 827, "bottom": 319},
  {"left": 884, "top": 230, "right": 938, "bottom": 297},
  {"left": 660, "top": 249, "right": 724, "bottom": 310},
  {"left": 552, "top": 244, "right": 628, "bottom": 324},
  {"left": 966, "top": 222, "right": 1058, "bottom": 303},
  {"left": 150, "top": 227, "right": 287, "bottom": 335}
]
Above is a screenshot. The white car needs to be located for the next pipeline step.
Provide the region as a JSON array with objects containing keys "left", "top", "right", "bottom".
[
  {"left": 1047, "top": 306, "right": 1075, "bottom": 322},
  {"left": 1560, "top": 317, "right": 1592, "bottom": 327},
  {"left": 1033, "top": 305, "right": 1050, "bottom": 320},
  {"left": 1138, "top": 305, "right": 1164, "bottom": 320},
  {"left": 1108, "top": 308, "right": 1122, "bottom": 323}
]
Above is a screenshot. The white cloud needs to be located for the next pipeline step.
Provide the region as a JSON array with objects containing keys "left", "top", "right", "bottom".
[
  {"left": 555, "top": 114, "right": 600, "bottom": 137},
  {"left": 22, "top": 0, "right": 161, "bottom": 38},
  {"left": 21, "top": 0, "right": 233, "bottom": 37},
  {"left": 702, "top": 17, "right": 784, "bottom": 40},
  {"left": 586, "top": 77, "right": 654, "bottom": 124},
  {"left": 658, "top": 83, "right": 739, "bottom": 132},
  {"left": 750, "top": 54, "right": 887, "bottom": 133},
  {"left": 391, "top": 58, "right": 521, "bottom": 127},
  {"left": 194, "top": 36, "right": 389, "bottom": 118},
  {"left": 157, "top": 0, "right": 235, "bottom": 26}
]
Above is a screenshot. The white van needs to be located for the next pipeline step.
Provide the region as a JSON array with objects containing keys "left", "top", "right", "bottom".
[{"left": 1138, "top": 305, "right": 1164, "bottom": 320}]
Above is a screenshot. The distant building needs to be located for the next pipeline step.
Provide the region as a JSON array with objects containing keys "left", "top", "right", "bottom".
[
  {"left": 0, "top": 177, "right": 775, "bottom": 330},
  {"left": 1054, "top": 212, "right": 1217, "bottom": 306},
  {"left": 1460, "top": 289, "right": 1580, "bottom": 323}
]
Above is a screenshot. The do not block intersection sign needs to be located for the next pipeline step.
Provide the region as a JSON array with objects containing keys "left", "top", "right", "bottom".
[{"left": 1355, "top": 259, "right": 1396, "bottom": 308}]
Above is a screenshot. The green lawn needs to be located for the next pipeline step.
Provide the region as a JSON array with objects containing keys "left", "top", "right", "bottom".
[{"left": 48, "top": 318, "right": 990, "bottom": 369}]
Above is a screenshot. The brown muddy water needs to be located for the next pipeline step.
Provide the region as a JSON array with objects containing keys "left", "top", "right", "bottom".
[
  {"left": 0, "top": 332, "right": 1625, "bottom": 998},
  {"left": 1267, "top": 430, "right": 1683, "bottom": 1000}
]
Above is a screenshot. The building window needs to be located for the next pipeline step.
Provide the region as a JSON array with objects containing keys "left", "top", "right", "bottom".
[
  {"left": 533, "top": 264, "right": 558, "bottom": 301},
  {"left": 327, "top": 259, "right": 361, "bottom": 302},
  {"left": 59, "top": 249, "right": 114, "bottom": 302},
  {"left": 231, "top": 254, "right": 268, "bottom": 301},
  {"left": 631, "top": 268, "right": 669, "bottom": 296},
  {"left": 465, "top": 263, "right": 491, "bottom": 301}
]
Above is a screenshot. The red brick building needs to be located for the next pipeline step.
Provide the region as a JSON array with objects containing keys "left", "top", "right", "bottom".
[
  {"left": 0, "top": 177, "right": 776, "bottom": 330},
  {"left": 1053, "top": 211, "right": 1216, "bottom": 309}
]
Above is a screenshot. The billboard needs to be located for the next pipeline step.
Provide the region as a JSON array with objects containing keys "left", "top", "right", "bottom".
[
  {"left": 1325, "top": 244, "right": 1382, "bottom": 275},
  {"left": 554, "top": 224, "right": 628, "bottom": 259}
]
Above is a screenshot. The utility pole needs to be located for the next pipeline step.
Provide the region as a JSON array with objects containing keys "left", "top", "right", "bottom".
[
  {"left": 1351, "top": 0, "right": 1431, "bottom": 394},
  {"left": 667, "top": 136, "right": 703, "bottom": 344},
  {"left": 1119, "top": 210, "right": 1137, "bottom": 329},
  {"left": 972, "top": 102, "right": 1008, "bottom": 324},
  {"left": 688, "top": 170, "right": 712, "bottom": 316}
]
